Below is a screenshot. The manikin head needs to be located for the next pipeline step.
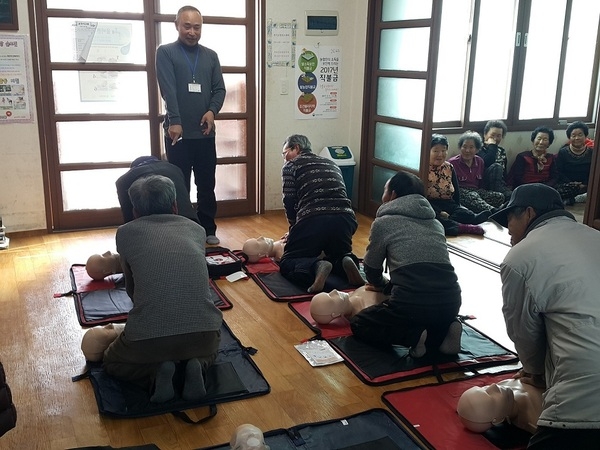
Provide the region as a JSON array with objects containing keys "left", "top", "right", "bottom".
[
  {"left": 456, "top": 384, "right": 515, "bottom": 432},
  {"left": 243, "top": 237, "right": 275, "bottom": 263},
  {"left": 310, "top": 289, "right": 352, "bottom": 324},
  {"left": 229, "top": 424, "right": 270, "bottom": 450},
  {"left": 86, "top": 251, "right": 121, "bottom": 281},
  {"left": 81, "top": 323, "right": 125, "bottom": 362}
]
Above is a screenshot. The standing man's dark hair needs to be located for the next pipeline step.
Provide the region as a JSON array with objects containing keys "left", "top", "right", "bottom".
[
  {"left": 156, "top": 5, "right": 226, "bottom": 245},
  {"left": 175, "top": 5, "right": 202, "bottom": 23}
]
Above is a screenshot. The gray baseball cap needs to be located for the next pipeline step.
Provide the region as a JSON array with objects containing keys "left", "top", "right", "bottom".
[{"left": 489, "top": 183, "right": 564, "bottom": 227}]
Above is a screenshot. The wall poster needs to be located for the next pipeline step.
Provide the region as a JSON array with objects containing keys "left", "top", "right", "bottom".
[
  {"left": 294, "top": 45, "right": 340, "bottom": 120},
  {"left": 0, "top": 34, "right": 33, "bottom": 123}
]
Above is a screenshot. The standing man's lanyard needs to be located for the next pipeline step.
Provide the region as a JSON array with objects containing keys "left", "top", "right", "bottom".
[{"left": 180, "top": 44, "right": 201, "bottom": 93}]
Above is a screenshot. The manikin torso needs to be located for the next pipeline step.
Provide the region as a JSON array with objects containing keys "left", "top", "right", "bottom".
[
  {"left": 243, "top": 237, "right": 285, "bottom": 263},
  {"left": 310, "top": 287, "right": 388, "bottom": 324},
  {"left": 457, "top": 378, "right": 544, "bottom": 434}
]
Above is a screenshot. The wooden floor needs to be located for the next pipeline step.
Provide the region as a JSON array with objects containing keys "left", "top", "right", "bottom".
[{"left": 1, "top": 211, "right": 516, "bottom": 449}]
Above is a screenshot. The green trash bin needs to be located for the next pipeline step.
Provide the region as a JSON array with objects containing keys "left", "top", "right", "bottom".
[{"left": 319, "top": 146, "right": 355, "bottom": 199}]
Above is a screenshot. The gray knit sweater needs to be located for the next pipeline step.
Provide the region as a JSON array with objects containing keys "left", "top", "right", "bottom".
[
  {"left": 116, "top": 214, "right": 222, "bottom": 341},
  {"left": 364, "top": 194, "right": 460, "bottom": 299}
]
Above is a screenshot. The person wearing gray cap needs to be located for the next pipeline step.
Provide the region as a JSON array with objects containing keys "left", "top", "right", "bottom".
[{"left": 489, "top": 183, "right": 600, "bottom": 449}]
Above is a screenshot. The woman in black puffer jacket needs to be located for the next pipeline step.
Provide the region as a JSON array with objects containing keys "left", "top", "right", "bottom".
[{"left": 0, "top": 361, "right": 17, "bottom": 437}]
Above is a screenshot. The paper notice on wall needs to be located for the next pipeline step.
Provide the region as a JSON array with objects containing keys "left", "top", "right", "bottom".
[
  {"left": 267, "top": 19, "right": 296, "bottom": 67},
  {"left": 74, "top": 21, "right": 132, "bottom": 63},
  {"left": 0, "top": 34, "right": 33, "bottom": 123}
]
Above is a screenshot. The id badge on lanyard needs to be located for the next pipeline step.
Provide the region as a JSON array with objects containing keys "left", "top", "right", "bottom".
[{"left": 181, "top": 45, "right": 202, "bottom": 93}]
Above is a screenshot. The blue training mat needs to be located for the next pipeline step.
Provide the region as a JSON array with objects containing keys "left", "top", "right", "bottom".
[
  {"left": 75, "top": 321, "right": 269, "bottom": 422},
  {"left": 198, "top": 408, "right": 428, "bottom": 450},
  {"left": 64, "top": 264, "right": 232, "bottom": 327}
]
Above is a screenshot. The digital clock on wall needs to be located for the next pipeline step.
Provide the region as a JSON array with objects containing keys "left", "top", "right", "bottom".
[{"left": 305, "top": 10, "right": 338, "bottom": 36}]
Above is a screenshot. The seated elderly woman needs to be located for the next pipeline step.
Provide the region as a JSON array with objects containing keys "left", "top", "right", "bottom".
[
  {"left": 507, "top": 126, "right": 559, "bottom": 189},
  {"left": 427, "top": 134, "right": 492, "bottom": 236},
  {"left": 555, "top": 121, "right": 593, "bottom": 205},
  {"left": 477, "top": 120, "right": 512, "bottom": 199},
  {"left": 447, "top": 130, "right": 505, "bottom": 213}
]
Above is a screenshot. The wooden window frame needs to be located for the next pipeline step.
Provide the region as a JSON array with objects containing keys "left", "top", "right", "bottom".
[{"left": 434, "top": 0, "right": 600, "bottom": 135}]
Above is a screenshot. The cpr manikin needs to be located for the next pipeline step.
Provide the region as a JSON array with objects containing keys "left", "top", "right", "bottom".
[
  {"left": 243, "top": 237, "right": 285, "bottom": 263},
  {"left": 85, "top": 251, "right": 122, "bottom": 281},
  {"left": 81, "top": 323, "right": 125, "bottom": 362},
  {"left": 456, "top": 378, "right": 544, "bottom": 434},
  {"left": 229, "top": 423, "right": 270, "bottom": 450},
  {"left": 310, "top": 286, "right": 388, "bottom": 324}
]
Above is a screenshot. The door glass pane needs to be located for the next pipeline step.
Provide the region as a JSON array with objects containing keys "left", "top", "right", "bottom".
[
  {"left": 559, "top": 0, "right": 600, "bottom": 117},
  {"left": 53, "top": 71, "right": 149, "bottom": 114},
  {"left": 222, "top": 74, "right": 247, "bottom": 113},
  {"left": 46, "top": 0, "right": 143, "bottom": 12},
  {"left": 215, "top": 164, "right": 247, "bottom": 201},
  {"left": 62, "top": 169, "right": 127, "bottom": 211},
  {"left": 57, "top": 121, "right": 150, "bottom": 164},
  {"left": 374, "top": 123, "right": 422, "bottom": 171},
  {"left": 519, "top": 0, "right": 567, "bottom": 120},
  {"left": 377, "top": 77, "right": 425, "bottom": 122},
  {"left": 380, "top": 28, "right": 430, "bottom": 71},
  {"left": 159, "top": 24, "right": 246, "bottom": 67},
  {"left": 433, "top": 0, "right": 471, "bottom": 122},
  {"left": 158, "top": 1, "right": 246, "bottom": 18},
  {"left": 469, "top": 0, "right": 518, "bottom": 121},
  {"left": 48, "top": 19, "right": 146, "bottom": 64},
  {"left": 382, "top": 0, "right": 432, "bottom": 21},
  {"left": 217, "top": 120, "right": 247, "bottom": 158},
  {"left": 372, "top": 166, "right": 398, "bottom": 202}
]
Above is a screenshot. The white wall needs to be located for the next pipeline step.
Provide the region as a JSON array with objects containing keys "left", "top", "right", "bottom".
[
  {"left": 4, "top": 2, "right": 579, "bottom": 232},
  {"left": 0, "top": 0, "right": 46, "bottom": 233},
  {"left": 264, "top": 0, "right": 369, "bottom": 210},
  {"left": 1, "top": 0, "right": 369, "bottom": 233}
]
